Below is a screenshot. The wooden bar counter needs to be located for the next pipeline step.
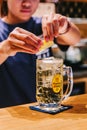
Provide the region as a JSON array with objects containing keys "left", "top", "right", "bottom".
[{"left": 0, "top": 94, "right": 87, "bottom": 130}]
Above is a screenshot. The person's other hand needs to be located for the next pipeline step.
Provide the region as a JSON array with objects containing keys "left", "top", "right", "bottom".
[{"left": 1, "top": 27, "right": 43, "bottom": 57}]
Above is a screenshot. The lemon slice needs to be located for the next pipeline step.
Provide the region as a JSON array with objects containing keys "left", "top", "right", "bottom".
[
  {"left": 39, "top": 40, "right": 54, "bottom": 51},
  {"left": 52, "top": 74, "right": 63, "bottom": 93}
]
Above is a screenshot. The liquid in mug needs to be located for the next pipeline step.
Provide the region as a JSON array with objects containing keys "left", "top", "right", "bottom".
[{"left": 36, "top": 67, "right": 63, "bottom": 105}]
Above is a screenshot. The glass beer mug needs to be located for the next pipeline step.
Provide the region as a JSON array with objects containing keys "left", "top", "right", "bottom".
[{"left": 36, "top": 57, "right": 73, "bottom": 111}]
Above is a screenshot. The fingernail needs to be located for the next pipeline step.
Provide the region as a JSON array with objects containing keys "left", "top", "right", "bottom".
[
  {"left": 45, "top": 36, "right": 50, "bottom": 41},
  {"left": 38, "top": 39, "right": 43, "bottom": 45}
]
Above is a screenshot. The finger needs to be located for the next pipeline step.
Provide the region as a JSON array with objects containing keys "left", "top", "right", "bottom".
[
  {"left": 58, "top": 16, "right": 68, "bottom": 34},
  {"left": 42, "top": 15, "right": 49, "bottom": 41},
  {"left": 10, "top": 27, "right": 42, "bottom": 47},
  {"left": 9, "top": 38, "right": 40, "bottom": 52},
  {"left": 52, "top": 14, "right": 59, "bottom": 37},
  {"left": 17, "top": 27, "right": 42, "bottom": 44},
  {"left": 25, "top": 35, "right": 42, "bottom": 48},
  {"left": 8, "top": 36, "right": 25, "bottom": 46},
  {"left": 15, "top": 27, "right": 40, "bottom": 41},
  {"left": 12, "top": 44, "right": 39, "bottom": 54},
  {"left": 11, "top": 45, "right": 37, "bottom": 55},
  {"left": 46, "top": 13, "right": 54, "bottom": 40}
]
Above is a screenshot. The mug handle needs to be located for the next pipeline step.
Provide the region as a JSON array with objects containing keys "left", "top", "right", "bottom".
[{"left": 62, "top": 65, "right": 73, "bottom": 100}]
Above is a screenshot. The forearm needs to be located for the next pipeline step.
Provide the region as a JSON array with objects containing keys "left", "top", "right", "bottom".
[
  {"left": 0, "top": 40, "right": 9, "bottom": 65},
  {"left": 56, "top": 22, "right": 81, "bottom": 46},
  {"left": 0, "top": 54, "right": 8, "bottom": 65}
]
